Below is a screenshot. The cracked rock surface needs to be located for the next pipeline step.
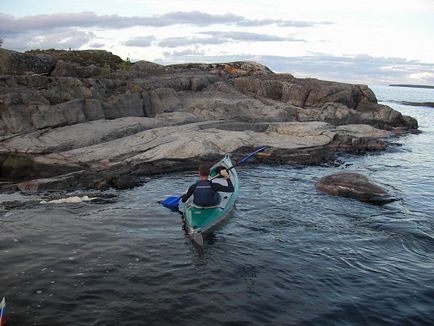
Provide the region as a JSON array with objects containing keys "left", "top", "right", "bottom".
[{"left": 0, "top": 48, "right": 417, "bottom": 192}]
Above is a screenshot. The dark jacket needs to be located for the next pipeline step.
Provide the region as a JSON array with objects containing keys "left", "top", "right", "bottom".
[{"left": 181, "top": 178, "right": 234, "bottom": 206}]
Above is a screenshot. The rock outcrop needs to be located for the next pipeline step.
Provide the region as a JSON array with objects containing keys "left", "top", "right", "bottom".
[
  {"left": 316, "top": 172, "right": 397, "bottom": 205},
  {"left": 234, "top": 75, "right": 418, "bottom": 130},
  {"left": 0, "top": 49, "right": 57, "bottom": 75},
  {"left": 0, "top": 48, "right": 418, "bottom": 192},
  {"left": 25, "top": 49, "right": 124, "bottom": 70}
]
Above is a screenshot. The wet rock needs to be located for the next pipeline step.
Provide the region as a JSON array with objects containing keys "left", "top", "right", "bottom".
[
  {"left": 1, "top": 199, "right": 42, "bottom": 210},
  {"left": 17, "top": 171, "right": 85, "bottom": 192},
  {"left": 402, "top": 115, "right": 418, "bottom": 129},
  {"left": 111, "top": 174, "right": 141, "bottom": 189},
  {"left": 316, "top": 172, "right": 397, "bottom": 205},
  {"left": 0, "top": 151, "right": 82, "bottom": 183}
]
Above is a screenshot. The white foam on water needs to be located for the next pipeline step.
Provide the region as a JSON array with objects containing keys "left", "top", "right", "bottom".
[{"left": 40, "top": 195, "right": 96, "bottom": 204}]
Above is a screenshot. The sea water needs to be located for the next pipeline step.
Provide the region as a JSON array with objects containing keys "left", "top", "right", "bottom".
[{"left": 0, "top": 85, "right": 433, "bottom": 325}]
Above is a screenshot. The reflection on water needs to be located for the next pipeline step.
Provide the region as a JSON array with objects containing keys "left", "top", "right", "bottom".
[{"left": 1, "top": 86, "right": 434, "bottom": 325}]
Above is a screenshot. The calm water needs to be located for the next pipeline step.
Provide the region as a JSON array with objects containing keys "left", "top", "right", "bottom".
[{"left": 1, "top": 86, "right": 434, "bottom": 325}]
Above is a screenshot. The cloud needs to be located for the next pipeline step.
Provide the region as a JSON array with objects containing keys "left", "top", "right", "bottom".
[
  {"left": 158, "top": 37, "right": 225, "bottom": 48},
  {"left": 88, "top": 42, "right": 106, "bottom": 48},
  {"left": 0, "top": 11, "right": 332, "bottom": 35},
  {"left": 3, "top": 30, "right": 95, "bottom": 51},
  {"left": 277, "top": 20, "right": 333, "bottom": 27},
  {"left": 156, "top": 52, "right": 434, "bottom": 85},
  {"left": 162, "top": 48, "right": 206, "bottom": 57},
  {"left": 157, "top": 31, "right": 305, "bottom": 48},
  {"left": 123, "top": 36, "right": 156, "bottom": 47},
  {"left": 200, "top": 31, "right": 305, "bottom": 42},
  {"left": 258, "top": 54, "right": 434, "bottom": 84}
]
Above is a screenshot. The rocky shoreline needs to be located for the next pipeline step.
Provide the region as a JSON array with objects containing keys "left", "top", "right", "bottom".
[{"left": 0, "top": 48, "right": 418, "bottom": 193}]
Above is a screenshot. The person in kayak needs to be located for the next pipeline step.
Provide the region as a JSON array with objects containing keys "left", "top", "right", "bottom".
[{"left": 181, "top": 164, "right": 234, "bottom": 206}]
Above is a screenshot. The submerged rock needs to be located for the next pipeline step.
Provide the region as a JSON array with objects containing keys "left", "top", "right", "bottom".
[{"left": 316, "top": 172, "right": 397, "bottom": 205}]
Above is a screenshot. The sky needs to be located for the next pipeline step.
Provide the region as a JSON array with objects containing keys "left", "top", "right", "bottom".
[{"left": 1, "top": 0, "right": 434, "bottom": 85}]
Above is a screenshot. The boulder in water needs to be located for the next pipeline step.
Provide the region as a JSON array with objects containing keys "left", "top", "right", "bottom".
[{"left": 316, "top": 172, "right": 397, "bottom": 205}]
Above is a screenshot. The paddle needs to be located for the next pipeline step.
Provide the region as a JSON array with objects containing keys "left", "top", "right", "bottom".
[
  {"left": 158, "top": 146, "right": 268, "bottom": 211},
  {"left": 158, "top": 195, "right": 182, "bottom": 211},
  {"left": 210, "top": 146, "right": 268, "bottom": 180}
]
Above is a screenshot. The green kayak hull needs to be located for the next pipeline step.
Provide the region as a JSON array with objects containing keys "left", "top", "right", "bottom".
[{"left": 181, "top": 155, "right": 239, "bottom": 236}]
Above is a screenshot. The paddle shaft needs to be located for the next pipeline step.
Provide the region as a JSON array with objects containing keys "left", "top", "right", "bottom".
[
  {"left": 209, "top": 163, "right": 237, "bottom": 180},
  {"left": 209, "top": 146, "right": 267, "bottom": 180}
]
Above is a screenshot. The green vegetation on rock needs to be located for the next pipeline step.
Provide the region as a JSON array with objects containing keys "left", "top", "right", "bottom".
[
  {"left": 0, "top": 49, "right": 10, "bottom": 74},
  {"left": 100, "top": 63, "right": 111, "bottom": 76},
  {"left": 25, "top": 49, "right": 125, "bottom": 70}
]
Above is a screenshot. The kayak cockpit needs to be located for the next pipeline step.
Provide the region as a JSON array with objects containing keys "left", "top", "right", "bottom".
[{"left": 181, "top": 155, "right": 239, "bottom": 234}]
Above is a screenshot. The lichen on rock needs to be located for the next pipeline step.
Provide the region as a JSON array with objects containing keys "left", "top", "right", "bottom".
[{"left": 0, "top": 48, "right": 419, "bottom": 192}]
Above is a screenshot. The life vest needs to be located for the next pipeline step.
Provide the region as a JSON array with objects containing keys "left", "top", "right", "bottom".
[{"left": 193, "top": 180, "right": 220, "bottom": 206}]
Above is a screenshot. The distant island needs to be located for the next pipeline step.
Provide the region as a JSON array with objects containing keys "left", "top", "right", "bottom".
[
  {"left": 390, "top": 84, "right": 434, "bottom": 89},
  {"left": 387, "top": 100, "right": 434, "bottom": 108}
]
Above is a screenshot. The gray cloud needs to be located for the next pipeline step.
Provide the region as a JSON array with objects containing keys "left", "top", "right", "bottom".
[
  {"left": 256, "top": 54, "right": 434, "bottom": 84},
  {"left": 156, "top": 52, "right": 434, "bottom": 85},
  {"left": 123, "top": 36, "right": 156, "bottom": 47},
  {"left": 2, "top": 30, "right": 95, "bottom": 52},
  {"left": 88, "top": 42, "right": 106, "bottom": 48},
  {"left": 0, "top": 11, "right": 332, "bottom": 35},
  {"left": 158, "top": 37, "right": 225, "bottom": 48},
  {"left": 238, "top": 18, "right": 333, "bottom": 27},
  {"left": 200, "top": 31, "right": 305, "bottom": 42},
  {"left": 157, "top": 31, "right": 304, "bottom": 48},
  {"left": 163, "top": 48, "right": 206, "bottom": 57},
  {"left": 271, "top": 55, "right": 434, "bottom": 84},
  {"left": 277, "top": 20, "right": 333, "bottom": 27}
]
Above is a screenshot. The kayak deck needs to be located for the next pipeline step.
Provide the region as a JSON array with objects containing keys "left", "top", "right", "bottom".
[{"left": 187, "top": 194, "right": 232, "bottom": 230}]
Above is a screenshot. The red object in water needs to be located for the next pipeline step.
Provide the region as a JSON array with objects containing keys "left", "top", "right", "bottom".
[{"left": 0, "top": 297, "right": 7, "bottom": 325}]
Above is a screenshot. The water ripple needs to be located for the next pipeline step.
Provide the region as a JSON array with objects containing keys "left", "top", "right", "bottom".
[{"left": 2, "top": 88, "right": 434, "bottom": 324}]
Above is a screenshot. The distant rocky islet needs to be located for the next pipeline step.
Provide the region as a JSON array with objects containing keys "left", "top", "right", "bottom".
[{"left": 0, "top": 48, "right": 418, "bottom": 199}]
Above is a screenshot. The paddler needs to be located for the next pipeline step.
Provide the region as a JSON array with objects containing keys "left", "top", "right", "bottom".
[{"left": 181, "top": 164, "right": 234, "bottom": 206}]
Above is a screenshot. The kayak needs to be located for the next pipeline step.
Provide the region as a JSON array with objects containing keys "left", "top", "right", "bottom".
[{"left": 180, "top": 154, "right": 239, "bottom": 245}]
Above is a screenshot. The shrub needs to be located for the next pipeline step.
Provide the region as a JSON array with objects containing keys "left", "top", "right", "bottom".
[
  {"left": 101, "top": 63, "right": 111, "bottom": 76},
  {"left": 128, "top": 83, "right": 142, "bottom": 93}
]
